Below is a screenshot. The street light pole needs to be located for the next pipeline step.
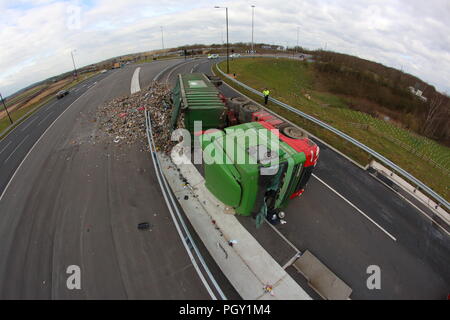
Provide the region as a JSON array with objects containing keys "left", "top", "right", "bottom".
[
  {"left": 226, "top": 7, "right": 229, "bottom": 74},
  {"left": 161, "top": 26, "right": 165, "bottom": 50},
  {"left": 0, "top": 92, "right": 13, "bottom": 124},
  {"left": 297, "top": 26, "right": 299, "bottom": 52},
  {"left": 71, "top": 50, "right": 78, "bottom": 79},
  {"left": 251, "top": 5, "right": 255, "bottom": 56},
  {"left": 215, "top": 6, "right": 229, "bottom": 74}
]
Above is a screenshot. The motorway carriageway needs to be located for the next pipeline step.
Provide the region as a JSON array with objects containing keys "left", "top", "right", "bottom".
[
  {"left": 0, "top": 57, "right": 448, "bottom": 299},
  {"left": 0, "top": 72, "right": 110, "bottom": 195},
  {"left": 193, "top": 59, "right": 450, "bottom": 300},
  {"left": 0, "top": 59, "right": 239, "bottom": 299}
]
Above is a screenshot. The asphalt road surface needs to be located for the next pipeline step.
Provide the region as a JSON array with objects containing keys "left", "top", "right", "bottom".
[
  {"left": 194, "top": 59, "right": 450, "bottom": 300},
  {"left": 0, "top": 59, "right": 236, "bottom": 299},
  {"left": 0, "top": 56, "right": 448, "bottom": 300},
  {"left": 0, "top": 72, "right": 109, "bottom": 195}
]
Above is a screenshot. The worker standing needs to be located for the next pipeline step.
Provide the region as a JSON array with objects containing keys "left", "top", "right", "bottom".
[{"left": 263, "top": 88, "right": 270, "bottom": 105}]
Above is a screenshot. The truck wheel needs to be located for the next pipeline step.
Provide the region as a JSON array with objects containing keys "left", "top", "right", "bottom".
[
  {"left": 228, "top": 97, "right": 249, "bottom": 113},
  {"left": 239, "top": 104, "right": 260, "bottom": 123},
  {"left": 281, "top": 126, "right": 308, "bottom": 139},
  {"left": 208, "top": 76, "right": 222, "bottom": 87}
]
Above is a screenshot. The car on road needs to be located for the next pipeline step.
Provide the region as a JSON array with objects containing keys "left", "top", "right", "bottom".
[
  {"left": 229, "top": 53, "right": 241, "bottom": 58},
  {"left": 56, "top": 89, "right": 69, "bottom": 99},
  {"left": 100, "top": 69, "right": 107, "bottom": 73},
  {"left": 208, "top": 54, "right": 219, "bottom": 59}
]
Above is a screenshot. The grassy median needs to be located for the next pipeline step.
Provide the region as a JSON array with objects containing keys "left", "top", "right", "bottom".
[{"left": 215, "top": 58, "right": 450, "bottom": 202}]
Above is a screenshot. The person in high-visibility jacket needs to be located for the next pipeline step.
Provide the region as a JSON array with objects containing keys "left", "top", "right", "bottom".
[{"left": 263, "top": 88, "right": 270, "bottom": 105}]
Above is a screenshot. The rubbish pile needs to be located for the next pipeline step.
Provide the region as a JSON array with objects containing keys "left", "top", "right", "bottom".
[{"left": 96, "top": 81, "right": 179, "bottom": 153}]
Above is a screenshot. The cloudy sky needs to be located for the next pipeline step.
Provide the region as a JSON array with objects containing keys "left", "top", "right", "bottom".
[{"left": 1, "top": 0, "right": 450, "bottom": 97}]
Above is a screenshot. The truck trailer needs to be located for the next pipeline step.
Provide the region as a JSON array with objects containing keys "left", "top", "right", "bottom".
[{"left": 171, "top": 73, "right": 319, "bottom": 224}]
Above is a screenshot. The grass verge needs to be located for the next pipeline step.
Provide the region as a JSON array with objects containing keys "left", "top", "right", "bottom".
[{"left": 214, "top": 59, "right": 449, "bottom": 202}]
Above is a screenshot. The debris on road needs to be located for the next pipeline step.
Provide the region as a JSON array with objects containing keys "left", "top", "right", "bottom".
[
  {"left": 96, "top": 81, "right": 178, "bottom": 152},
  {"left": 263, "top": 284, "right": 275, "bottom": 296},
  {"left": 138, "top": 222, "right": 151, "bottom": 230}
]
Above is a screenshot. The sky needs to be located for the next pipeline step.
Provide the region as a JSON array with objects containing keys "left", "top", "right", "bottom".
[{"left": 1, "top": 0, "right": 450, "bottom": 97}]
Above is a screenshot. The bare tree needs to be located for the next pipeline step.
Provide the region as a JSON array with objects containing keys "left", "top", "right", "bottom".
[{"left": 422, "top": 93, "right": 450, "bottom": 137}]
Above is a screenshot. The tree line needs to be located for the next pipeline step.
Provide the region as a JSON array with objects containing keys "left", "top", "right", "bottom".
[{"left": 312, "top": 51, "right": 450, "bottom": 145}]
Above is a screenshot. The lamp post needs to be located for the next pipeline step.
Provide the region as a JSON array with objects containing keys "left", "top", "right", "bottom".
[
  {"left": 251, "top": 5, "right": 255, "bottom": 56},
  {"left": 0, "top": 92, "right": 13, "bottom": 124},
  {"left": 71, "top": 50, "right": 78, "bottom": 79},
  {"left": 160, "top": 26, "right": 165, "bottom": 50},
  {"left": 215, "top": 6, "right": 229, "bottom": 74}
]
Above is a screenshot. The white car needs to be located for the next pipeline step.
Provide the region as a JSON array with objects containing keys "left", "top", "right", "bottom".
[
  {"left": 208, "top": 54, "right": 219, "bottom": 59},
  {"left": 100, "top": 69, "right": 107, "bottom": 73},
  {"left": 229, "top": 53, "right": 241, "bottom": 58}
]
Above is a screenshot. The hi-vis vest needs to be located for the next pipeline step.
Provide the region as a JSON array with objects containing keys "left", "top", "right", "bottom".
[{"left": 263, "top": 90, "right": 270, "bottom": 96}]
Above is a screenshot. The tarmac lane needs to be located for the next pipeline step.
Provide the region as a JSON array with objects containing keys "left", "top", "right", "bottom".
[
  {"left": 194, "top": 59, "right": 450, "bottom": 300},
  {"left": 0, "top": 60, "right": 213, "bottom": 299}
]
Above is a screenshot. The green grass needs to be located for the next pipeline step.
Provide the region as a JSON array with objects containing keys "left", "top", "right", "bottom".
[
  {"left": 4, "top": 84, "right": 48, "bottom": 107},
  {"left": 216, "top": 58, "right": 450, "bottom": 201}
]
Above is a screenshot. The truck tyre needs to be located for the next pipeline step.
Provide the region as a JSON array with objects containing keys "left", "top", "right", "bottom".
[
  {"left": 228, "top": 96, "right": 249, "bottom": 113},
  {"left": 281, "top": 125, "right": 308, "bottom": 139},
  {"left": 239, "top": 104, "right": 260, "bottom": 123},
  {"left": 208, "top": 76, "right": 222, "bottom": 87}
]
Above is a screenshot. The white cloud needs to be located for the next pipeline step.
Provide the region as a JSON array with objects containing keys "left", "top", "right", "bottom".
[{"left": 1, "top": 0, "right": 449, "bottom": 96}]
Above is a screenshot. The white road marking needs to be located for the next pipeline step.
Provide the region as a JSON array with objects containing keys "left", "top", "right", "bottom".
[
  {"left": 165, "top": 60, "right": 198, "bottom": 84},
  {"left": 266, "top": 219, "right": 301, "bottom": 253},
  {"left": 130, "top": 67, "right": 141, "bottom": 94},
  {"left": 44, "top": 102, "right": 56, "bottom": 111},
  {"left": 37, "top": 111, "right": 54, "bottom": 126},
  {"left": 0, "top": 72, "right": 112, "bottom": 203},
  {"left": 4, "top": 135, "right": 29, "bottom": 163},
  {"left": 369, "top": 172, "right": 450, "bottom": 237},
  {"left": 190, "top": 63, "right": 199, "bottom": 73},
  {"left": 0, "top": 141, "right": 12, "bottom": 156},
  {"left": 312, "top": 173, "right": 397, "bottom": 242},
  {"left": 20, "top": 116, "right": 39, "bottom": 132},
  {"left": 282, "top": 252, "right": 301, "bottom": 269}
]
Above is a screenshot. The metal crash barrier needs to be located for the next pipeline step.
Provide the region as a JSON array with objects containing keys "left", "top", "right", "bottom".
[{"left": 216, "top": 63, "right": 449, "bottom": 212}]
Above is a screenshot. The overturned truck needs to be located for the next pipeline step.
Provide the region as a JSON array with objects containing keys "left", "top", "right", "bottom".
[{"left": 171, "top": 73, "right": 319, "bottom": 225}]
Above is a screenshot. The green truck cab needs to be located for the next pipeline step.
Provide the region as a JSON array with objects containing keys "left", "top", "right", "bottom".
[
  {"left": 200, "top": 122, "right": 306, "bottom": 223},
  {"left": 170, "top": 72, "right": 319, "bottom": 225}
]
